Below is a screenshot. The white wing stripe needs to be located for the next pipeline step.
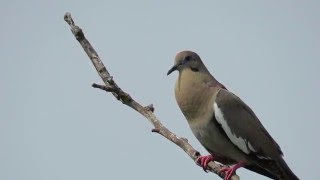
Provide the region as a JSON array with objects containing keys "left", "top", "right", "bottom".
[
  {"left": 214, "top": 102, "right": 251, "bottom": 154},
  {"left": 248, "top": 142, "right": 257, "bottom": 152}
]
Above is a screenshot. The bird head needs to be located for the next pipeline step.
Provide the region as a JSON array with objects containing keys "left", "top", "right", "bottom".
[{"left": 167, "top": 51, "right": 206, "bottom": 75}]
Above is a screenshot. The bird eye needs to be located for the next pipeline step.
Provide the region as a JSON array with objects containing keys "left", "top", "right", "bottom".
[{"left": 184, "top": 56, "right": 192, "bottom": 62}]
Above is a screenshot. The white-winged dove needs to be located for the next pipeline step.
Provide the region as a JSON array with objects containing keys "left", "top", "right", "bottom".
[{"left": 167, "top": 51, "right": 299, "bottom": 180}]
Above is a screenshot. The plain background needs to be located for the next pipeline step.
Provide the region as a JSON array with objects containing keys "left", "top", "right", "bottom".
[{"left": 1, "top": 1, "right": 319, "bottom": 180}]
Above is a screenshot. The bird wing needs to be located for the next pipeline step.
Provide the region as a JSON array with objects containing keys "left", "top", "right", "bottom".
[{"left": 213, "top": 88, "right": 283, "bottom": 160}]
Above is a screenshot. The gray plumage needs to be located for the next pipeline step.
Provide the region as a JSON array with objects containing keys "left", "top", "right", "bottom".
[{"left": 167, "top": 51, "right": 298, "bottom": 180}]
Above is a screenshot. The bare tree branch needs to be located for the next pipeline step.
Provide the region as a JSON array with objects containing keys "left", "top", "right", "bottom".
[{"left": 64, "top": 12, "right": 239, "bottom": 180}]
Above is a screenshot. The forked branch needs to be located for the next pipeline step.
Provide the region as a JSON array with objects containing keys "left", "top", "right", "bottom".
[{"left": 64, "top": 12, "right": 239, "bottom": 180}]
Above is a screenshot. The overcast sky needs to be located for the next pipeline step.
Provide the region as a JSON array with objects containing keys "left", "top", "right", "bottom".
[{"left": 1, "top": 1, "right": 319, "bottom": 180}]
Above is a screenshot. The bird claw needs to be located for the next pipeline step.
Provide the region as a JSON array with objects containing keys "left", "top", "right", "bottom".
[
  {"left": 196, "top": 155, "right": 214, "bottom": 172},
  {"left": 219, "top": 162, "right": 245, "bottom": 180}
]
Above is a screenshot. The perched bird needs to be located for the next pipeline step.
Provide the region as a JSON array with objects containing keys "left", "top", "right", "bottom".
[{"left": 167, "top": 51, "right": 299, "bottom": 180}]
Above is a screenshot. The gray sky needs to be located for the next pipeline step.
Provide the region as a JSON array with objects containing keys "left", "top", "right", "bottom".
[{"left": 1, "top": 1, "right": 319, "bottom": 180}]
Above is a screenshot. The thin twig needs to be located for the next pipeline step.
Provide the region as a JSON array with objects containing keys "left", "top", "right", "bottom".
[{"left": 64, "top": 12, "right": 239, "bottom": 180}]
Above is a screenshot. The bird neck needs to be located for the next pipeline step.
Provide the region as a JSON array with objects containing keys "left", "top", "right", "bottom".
[{"left": 174, "top": 68, "right": 220, "bottom": 120}]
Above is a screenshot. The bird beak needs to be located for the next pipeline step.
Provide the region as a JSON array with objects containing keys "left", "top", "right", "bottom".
[{"left": 167, "top": 65, "right": 179, "bottom": 75}]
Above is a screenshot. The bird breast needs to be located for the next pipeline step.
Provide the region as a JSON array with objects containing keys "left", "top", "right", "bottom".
[{"left": 174, "top": 71, "right": 215, "bottom": 122}]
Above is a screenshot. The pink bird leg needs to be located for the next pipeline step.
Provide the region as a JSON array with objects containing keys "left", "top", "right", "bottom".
[
  {"left": 219, "top": 162, "right": 245, "bottom": 180},
  {"left": 196, "top": 155, "right": 215, "bottom": 172}
]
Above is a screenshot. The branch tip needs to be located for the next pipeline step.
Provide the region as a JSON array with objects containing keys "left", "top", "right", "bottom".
[
  {"left": 144, "top": 104, "right": 155, "bottom": 112},
  {"left": 64, "top": 12, "right": 74, "bottom": 26},
  {"left": 92, "top": 83, "right": 99, "bottom": 88},
  {"left": 92, "top": 83, "right": 115, "bottom": 92},
  {"left": 151, "top": 128, "right": 160, "bottom": 133}
]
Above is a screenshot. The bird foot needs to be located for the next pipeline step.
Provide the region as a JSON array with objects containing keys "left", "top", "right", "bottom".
[
  {"left": 196, "top": 155, "right": 215, "bottom": 172},
  {"left": 219, "top": 162, "right": 245, "bottom": 180}
]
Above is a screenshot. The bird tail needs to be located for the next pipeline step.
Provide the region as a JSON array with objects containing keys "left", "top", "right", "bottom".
[
  {"left": 276, "top": 157, "right": 299, "bottom": 180},
  {"left": 248, "top": 156, "right": 299, "bottom": 180}
]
